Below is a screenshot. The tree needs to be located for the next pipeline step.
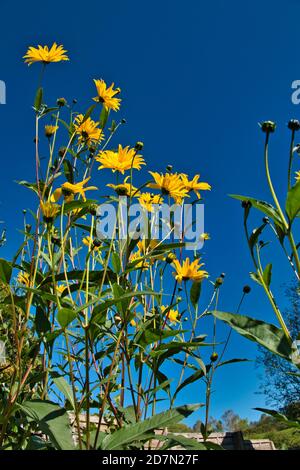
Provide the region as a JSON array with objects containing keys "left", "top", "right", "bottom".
[
  {"left": 256, "top": 283, "right": 300, "bottom": 408},
  {"left": 220, "top": 410, "right": 249, "bottom": 432}
]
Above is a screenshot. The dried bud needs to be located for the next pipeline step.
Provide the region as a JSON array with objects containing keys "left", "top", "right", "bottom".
[
  {"left": 288, "top": 119, "right": 300, "bottom": 131},
  {"left": 263, "top": 216, "right": 269, "bottom": 224},
  {"left": 243, "top": 285, "right": 251, "bottom": 294},
  {"left": 220, "top": 272, "right": 226, "bottom": 278}
]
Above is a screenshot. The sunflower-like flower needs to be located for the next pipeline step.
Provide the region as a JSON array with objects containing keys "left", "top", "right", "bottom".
[
  {"left": 56, "top": 284, "right": 66, "bottom": 295},
  {"left": 51, "top": 177, "right": 98, "bottom": 203},
  {"left": 138, "top": 192, "right": 162, "bottom": 212},
  {"left": 172, "top": 257, "right": 208, "bottom": 283},
  {"left": 45, "top": 125, "right": 59, "bottom": 138},
  {"left": 161, "top": 306, "right": 180, "bottom": 323},
  {"left": 129, "top": 251, "right": 149, "bottom": 270},
  {"left": 296, "top": 170, "right": 300, "bottom": 182},
  {"left": 74, "top": 114, "right": 104, "bottom": 146},
  {"left": 40, "top": 201, "right": 60, "bottom": 222},
  {"left": 82, "top": 236, "right": 101, "bottom": 251},
  {"left": 107, "top": 176, "right": 139, "bottom": 197},
  {"left": 148, "top": 172, "right": 189, "bottom": 203},
  {"left": 92, "top": 79, "right": 121, "bottom": 111},
  {"left": 96, "top": 145, "right": 145, "bottom": 174},
  {"left": 17, "top": 271, "right": 30, "bottom": 287},
  {"left": 180, "top": 174, "right": 211, "bottom": 199},
  {"left": 23, "top": 43, "right": 69, "bottom": 65}
]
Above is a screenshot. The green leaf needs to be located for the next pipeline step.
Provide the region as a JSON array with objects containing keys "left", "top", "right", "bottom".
[
  {"left": 249, "top": 271, "right": 262, "bottom": 286},
  {"left": 249, "top": 223, "right": 267, "bottom": 253},
  {"left": 0, "top": 259, "right": 12, "bottom": 283},
  {"left": 163, "top": 433, "right": 222, "bottom": 450},
  {"left": 101, "top": 404, "right": 202, "bottom": 450},
  {"left": 99, "top": 106, "right": 109, "bottom": 129},
  {"left": 254, "top": 408, "right": 300, "bottom": 429},
  {"left": 286, "top": 181, "right": 300, "bottom": 223},
  {"left": 190, "top": 282, "right": 202, "bottom": 308},
  {"left": 35, "top": 307, "right": 51, "bottom": 334},
  {"left": 52, "top": 374, "right": 75, "bottom": 410},
  {"left": 63, "top": 160, "right": 74, "bottom": 184},
  {"left": 111, "top": 252, "right": 121, "bottom": 274},
  {"left": 19, "top": 400, "right": 75, "bottom": 450},
  {"left": 57, "top": 308, "right": 77, "bottom": 328},
  {"left": 34, "top": 87, "right": 43, "bottom": 112},
  {"left": 174, "top": 366, "right": 210, "bottom": 400},
  {"left": 230, "top": 194, "right": 284, "bottom": 227},
  {"left": 217, "top": 358, "right": 249, "bottom": 368},
  {"left": 262, "top": 263, "right": 272, "bottom": 287},
  {"left": 211, "top": 311, "right": 293, "bottom": 360}
]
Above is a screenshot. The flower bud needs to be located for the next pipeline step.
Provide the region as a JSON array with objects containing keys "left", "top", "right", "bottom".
[
  {"left": 215, "top": 277, "right": 223, "bottom": 287},
  {"left": 210, "top": 352, "right": 218, "bottom": 362},
  {"left": 263, "top": 216, "right": 269, "bottom": 224},
  {"left": 135, "top": 141, "right": 144, "bottom": 151},
  {"left": 288, "top": 119, "right": 300, "bottom": 131},
  {"left": 121, "top": 118, "right": 126, "bottom": 124},
  {"left": 93, "top": 238, "right": 102, "bottom": 248},
  {"left": 166, "top": 252, "right": 176, "bottom": 264},
  {"left": 89, "top": 204, "right": 98, "bottom": 216},
  {"left": 241, "top": 200, "right": 252, "bottom": 209},
  {"left": 260, "top": 121, "right": 276, "bottom": 133},
  {"left": 57, "top": 97, "right": 67, "bottom": 107},
  {"left": 166, "top": 165, "right": 173, "bottom": 172},
  {"left": 58, "top": 147, "right": 67, "bottom": 158}
]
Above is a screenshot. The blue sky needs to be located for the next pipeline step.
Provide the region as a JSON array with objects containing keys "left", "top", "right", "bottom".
[{"left": 0, "top": 0, "right": 299, "bottom": 424}]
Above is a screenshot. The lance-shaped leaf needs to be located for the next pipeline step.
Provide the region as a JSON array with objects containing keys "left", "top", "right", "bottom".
[
  {"left": 286, "top": 181, "right": 300, "bottom": 224},
  {"left": 211, "top": 311, "right": 293, "bottom": 360},
  {"left": 100, "top": 404, "right": 202, "bottom": 450},
  {"left": 230, "top": 194, "right": 284, "bottom": 228}
]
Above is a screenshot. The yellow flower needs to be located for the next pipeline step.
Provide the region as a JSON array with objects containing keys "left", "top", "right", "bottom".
[
  {"left": 40, "top": 201, "right": 60, "bottom": 221},
  {"left": 17, "top": 271, "right": 30, "bottom": 287},
  {"left": 180, "top": 174, "right": 211, "bottom": 199},
  {"left": 138, "top": 193, "right": 162, "bottom": 212},
  {"left": 56, "top": 284, "right": 66, "bottom": 295},
  {"left": 200, "top": 232, "right": 210, "bottom": 241},
  {"left": 161, "top": 305, "right": 180, "bottom": 323},
  {"left": 51, "top": 177, "right": 98, "bottom": 202},
  {"left": 92, "top": 79, "right": 121, "bottom": 111},
  {"left": 296, "top": 171, "right": 300, "bottom": 182},
  {"left": 23, "top": 43, "right": 69, "bottom": 65},
  {"left": 82, "top": 236, "right": 100, "bottom": 251},
  {"left": 45, "top": 125, "right": 59, "bottom": 138},
  {"left": 96, "top": 145, "right": 145, "bottom": 174},
  {"left": 74, "top": 114, "right": 104, "bottom": 145},
  {"left": 129, "top": 251, "right": 149, "bottom": 270},
  {"left": 137, "top": 239, "right": 160, "bottom": 255},
  {"left": 107, "top": 176, "right": 139, "bottom": 197},
  {"left": 172, "top": 257, "right": 208, "bottom": 283},
  {"left": 130, "top": 319, "right": 137, "bottom": 327},
  {"left": 148, "top": 172, "right": 189, "bottom": 203}
]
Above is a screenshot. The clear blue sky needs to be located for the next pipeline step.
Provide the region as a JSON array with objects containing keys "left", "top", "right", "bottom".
[{"left": 0, "top": 0, "right": 298, "bottom": 424}]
